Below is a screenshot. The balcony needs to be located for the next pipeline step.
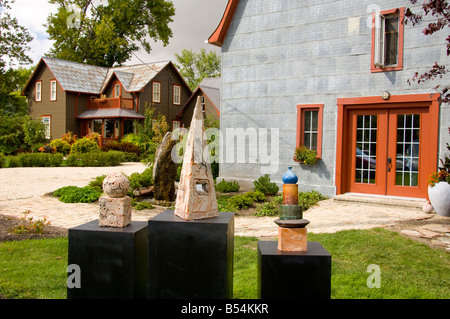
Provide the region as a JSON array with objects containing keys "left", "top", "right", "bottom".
[{"left": 87, "top": 97, "right": 135, "bottom": 110}]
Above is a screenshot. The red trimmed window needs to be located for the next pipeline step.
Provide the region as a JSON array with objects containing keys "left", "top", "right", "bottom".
[
  {"left": 296, "top": 104, "right": 323, "bottom": 158},
  {"left": 371, "top": 7, "right": 405, "bottom": 72},
  {"left": 114, "top": 83, "right": 121, "bottom": 98}
]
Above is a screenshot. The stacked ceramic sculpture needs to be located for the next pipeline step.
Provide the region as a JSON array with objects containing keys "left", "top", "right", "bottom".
[
  {"left": 275, "top": 167, "right": 310, "bottom": 252},
  {"left": 99, "top": 173, "right": 132, "bottom": 227}
]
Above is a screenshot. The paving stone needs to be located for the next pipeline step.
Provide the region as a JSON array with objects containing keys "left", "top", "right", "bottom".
[
  {"left": 421, "top": 224, "right": 450, "bottom": 233},
  {"left": 400, "top": 230, "right": 422, "bottom": 237},
  {"left": 414, "top": 227, "right": 441, "bottom": 239},
  {"left": 437, "top": 237, "right": 450, "bottom": 245}
]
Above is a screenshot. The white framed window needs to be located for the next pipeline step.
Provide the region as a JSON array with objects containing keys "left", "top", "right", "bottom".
[
  {"left": 35, "top": 81, "right": 42, "bottom": 102},
  {"left": 50, "top": 80, "right": 57, "bottom": 101},
  {"left": 201, "top": 96, "right": 206, "bottom": 112},
  {"left": 41, "top": 116, "right": 51, "bottom": 139},
  {"left": 114, "top": 84, "right": 121, "bottom": 98},
  {"left": 173, "top": 120, "right": 180, "bottom": 131},
  {"left": 173, "top": 85, "right": 181, "bottom": 105},
  {"left": 152, "top": 82, "right": 161, "bottom": 103}
]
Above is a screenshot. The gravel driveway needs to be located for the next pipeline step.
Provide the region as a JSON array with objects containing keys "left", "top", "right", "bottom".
[{"left": 0, "top": 162, "right": 147, "bottom": 201}]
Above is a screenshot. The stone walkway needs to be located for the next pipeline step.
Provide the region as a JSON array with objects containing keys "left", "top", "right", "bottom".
[{"left": 0, "top": 163, "right": 443, "bottom": 240}]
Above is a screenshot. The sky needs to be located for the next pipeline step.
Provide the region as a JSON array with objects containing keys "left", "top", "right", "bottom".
[{"left": 7, "top": 0, "right": 228, "bottom": 66}]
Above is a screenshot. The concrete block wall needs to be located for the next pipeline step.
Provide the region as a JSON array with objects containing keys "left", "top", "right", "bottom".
[{"left": 219, "top": 0, "right": 450, "bottom": 197}]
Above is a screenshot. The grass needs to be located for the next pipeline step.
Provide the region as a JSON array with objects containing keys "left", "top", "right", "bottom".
[{"left": 0, "top": 229, "right": 448, "bottom": 299}]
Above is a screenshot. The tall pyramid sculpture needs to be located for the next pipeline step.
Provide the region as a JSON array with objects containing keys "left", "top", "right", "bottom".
[{"left": 174, "top": 97, "right": 219, "bottom": 220}]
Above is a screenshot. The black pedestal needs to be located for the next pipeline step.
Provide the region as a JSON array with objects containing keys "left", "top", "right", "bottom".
[
  {"left": 257, "top": 241, "right": 331, "bottom": 299},
  {"left": 147, "top": 210, "right": 234, "bottom": 299},
  {"left": 67, "top": 220, "right": 148, "bottom": 299}
]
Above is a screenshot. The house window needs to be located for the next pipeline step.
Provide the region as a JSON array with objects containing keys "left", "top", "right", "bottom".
[
  {"left": 50, "top": 80, "right": 57, "bottom": 101},
  {"left": 104, "top": 119, "right": 116, "bottom": 138},
  {"left": 114, "top": 84, "right": 121, "bottom": 98},
  {"left": 92, "top": 119, "right": 103, "bottom": 135},
  {"left": 173, "top": 120, "right": 180, "bottom": 131},
  {"left": 173, "top": 85, "right": 181, "bottom": 105},
  {"left": 41, "top": 116, "right": 51, "bottom": 139},
  {"left": 371, "top": 7, "right": 405, "bottom": 72},
  {"left": 153, "top": 82, "right": 161, "bottom": 103},
  {"left": 123, "top": 119, "right": 134, "bottom": 135},
  {"left": 201, "top": 96, "right": 206, "bottom": 112},
  {"left": 296, "top": 104, "right": 323, "bottom": 158},
  {"left": 35, "top": 81, "right": 42, "bottom": 102}
]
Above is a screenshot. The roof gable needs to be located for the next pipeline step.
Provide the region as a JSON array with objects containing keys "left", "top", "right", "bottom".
[{"left": 208, "top": 0, "right": 239, "bottom": 47}]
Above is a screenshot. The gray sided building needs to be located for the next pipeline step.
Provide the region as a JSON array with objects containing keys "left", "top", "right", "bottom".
[{"left": 209, "top": 0, "right": 450, "bottom": 200}]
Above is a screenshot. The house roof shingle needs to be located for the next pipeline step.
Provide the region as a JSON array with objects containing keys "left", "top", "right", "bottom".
[
  {"left": 77, "top": 108, "right": 146, "bottom": 119},
  {"left": 26, "top": 57, "right": 171, "bottom": 95}
]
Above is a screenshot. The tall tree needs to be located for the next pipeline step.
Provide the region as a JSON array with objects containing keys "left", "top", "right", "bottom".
[
  {"left": 175, "top": 49, "right": 221, "bottom": 90},
  {"left": 405, "top": 0, "right": 450, "bottom": 100},
  {"left": 0, "top": 0, "right": 33, "bottom": 114},
  {"left": 46, "top": 0, "right": 175, "bottom": 67}
]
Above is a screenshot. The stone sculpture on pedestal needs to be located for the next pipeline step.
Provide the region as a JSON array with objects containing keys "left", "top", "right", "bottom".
[
  {"left": 99, "top": 173, "right": 132, "bottom": 227},
  {"left": 174, "top": 96, "right": 219, "bottom": 220},
  {"left": 276, "top": 167, "right": 310, "bottom": 252}
]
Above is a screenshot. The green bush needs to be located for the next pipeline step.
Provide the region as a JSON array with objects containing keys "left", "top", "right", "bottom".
[
  {"left": 133, "top": 201, "right": 154, "bottom": 210},
  {"left": 127, "top": 167, "right": 153, "bottom": 195},
  {"left": 88, "top": 174, "right": 107, "bottom": 193},
  {"left": 52, "top": 186, "right": 102, "bottom": 203},
  {"left": 65, "top": 151, "right": 125, "bottom": 167},
  {"left": 295, "top": 146, "right": 318, "bottom": 165},
  {"left": 4, "top": 153, "right": 64, "bottom": 167},
  {"left": 253, "top": 174, "right": 279, "bottom": 196},
  {"left": 298, "top": 190, "right": 327, "bottom": 209},
  {"left": 215, "top": 180, "right": 240, "bottom": 193},
  {"left": 101, "top": 141, "right": 141, "bottom": 156},
  {"left": 228, "top": 191, "right": 266, "bottom": 211},
  {"left": 0, "top": 153, "right": 5, "bottom": 168},
  {"left": 49, "top": 139, "right": 71, "bottom": 155},
  {"left": 254, "top": 195, "right": 283, "bottom": 217},
  {"left": 70, "top": 137, "right": 100, "bottom": 155}
]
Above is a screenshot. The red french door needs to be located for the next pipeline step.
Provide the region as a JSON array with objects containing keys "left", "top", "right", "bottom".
[{"left": 346, "top": 106, "right": 434, "bottom": 198}]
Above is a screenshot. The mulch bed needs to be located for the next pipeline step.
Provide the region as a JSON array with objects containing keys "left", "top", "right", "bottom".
[{"left": 0, "top": 214, "right": 67, "bottom": 242}]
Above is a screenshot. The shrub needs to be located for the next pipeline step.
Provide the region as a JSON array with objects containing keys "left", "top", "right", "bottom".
[
  {"left": 127, "top": 167, "right": 153, "bottom": 195},
  {"left": 228, "top": 191, "right": 266, "bottom": 211},
  {"left": 215, "top": 180, "right": 240, "bottom": 193},
  {"left": 50, "top": 139, "right": 71, "bottom": 155},
  {"left": 133, "top": 201, "right": 154, "bottom": 210},
  {"left": 101, "top": 141, "right": 141, "bottom": 156},
  {"left": 253, "top": 174, "right": 279, "bottom": 196},
  {"left": 88, "top": 174, "right": 107, "bottom": 193},
  {"left": 0, "top": 153, "right": 5, "bottom": 168},
  {"left": 254, "top": 195, "right": 283, "bottom": 217},
  {"left": 65, "top": 150, "right": 125, "bottom": 167},
  {"left": 298, "top": 190, "right": 327, "bottom": 209},
  {"left": 61, "top": 131, "right": 77, "bottom": 145},
  {"left": 8, "top": 211, "right": 50, "bottom": 234},
  {"left": 52, "top": 186, "right": 101, "bottom": 203},
  {"left": 70, "top": 137, "right": 100, "bottom": 155},
  {"left": 38, "top": 144, "right": 56, "bottom": 153},
  {"left": 7, "top": 153, "right": 64, "bottom": 167}
]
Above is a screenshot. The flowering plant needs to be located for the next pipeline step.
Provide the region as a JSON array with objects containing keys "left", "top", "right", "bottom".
[{"left": 428, "top": 142, "right": 450, "bottom": 186}]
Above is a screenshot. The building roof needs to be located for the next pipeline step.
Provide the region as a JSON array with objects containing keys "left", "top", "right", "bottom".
[
  {"left": 208, "top": 0, "right": 239, "bottom": 47},
  {"left": 77, "top": 108, "right": 146, "bottom": 119},
  {"left": 177, "top": 77, "right": 221, "bottom": 118},
  {"left": 23, "top": 57, "right": 172, "bottom": 95}
]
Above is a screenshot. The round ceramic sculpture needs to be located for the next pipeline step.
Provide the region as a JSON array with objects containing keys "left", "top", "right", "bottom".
[
  {"left": 422, "top": 201, "right": 434, "bottom": 214},
  {"left": 102, "top": 173, "right": 130, "bottom": 198},
  {"left": 282, "top": 167, "right": 298, "bottom": 184}
]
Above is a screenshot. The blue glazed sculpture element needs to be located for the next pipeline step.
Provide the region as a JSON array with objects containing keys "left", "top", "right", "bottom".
[{"left": 282, "top": 167, "right": 298, "bottom": 184}]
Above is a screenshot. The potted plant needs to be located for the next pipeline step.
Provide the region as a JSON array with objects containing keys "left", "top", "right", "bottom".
[
  {"left": 294, "top": 146, "right": 318, "bottom": 165},
  {"left": 427, "top": 142, "right": 450, "bottom": 217}
]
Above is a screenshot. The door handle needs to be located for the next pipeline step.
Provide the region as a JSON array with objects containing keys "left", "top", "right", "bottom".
[{"left": 387, "top": 157, "right": 392, "bottom": 172}]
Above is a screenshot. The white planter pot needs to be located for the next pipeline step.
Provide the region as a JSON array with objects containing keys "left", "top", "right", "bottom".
[{"left": 428, "top": 181, "right": 450, "bottom": 217}]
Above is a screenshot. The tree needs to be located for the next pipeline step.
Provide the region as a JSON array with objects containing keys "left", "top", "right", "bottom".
[
  {"left": 405, "top": 0, "right": 450, "bottom": 100},
  {"left": 46, "top": 0, "right": 175, "bottom": 67},
  {"left": 175, "top": 49, "right": 221, "bottom": 90},
  {"left": 0, "top": 0, "right": 33, "bottom": 114}
]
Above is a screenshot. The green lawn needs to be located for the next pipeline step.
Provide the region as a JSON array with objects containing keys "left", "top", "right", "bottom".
[{"left": 0, "top": 228, "right": 449, "bottom": 299}]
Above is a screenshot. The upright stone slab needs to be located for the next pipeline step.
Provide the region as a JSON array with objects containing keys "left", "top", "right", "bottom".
[
  {"left": 153, "top": 131, "right": 178, "bottom": 202},
  {"left": 174, "top": 97, "right": 219, "bottom": 220},
  {"left": 147, "top": 210, "right": 234, "bottom": 299},
  {"left": 67, "top": 220, "right": 148, "bottom": 299}
]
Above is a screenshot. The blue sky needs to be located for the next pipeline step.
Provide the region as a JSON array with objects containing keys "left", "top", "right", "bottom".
[{"left": 8, "top": 0, "right": 227, "bottom": 66}]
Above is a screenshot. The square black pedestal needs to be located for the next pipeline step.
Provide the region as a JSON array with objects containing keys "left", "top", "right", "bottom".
[
  {"left": 147, "top": 210, "right": 234, "bottom": 299},
  {"left": 67, "top": 220, "right": 148, "bottom": 299},
  {"left": 258, "top": 241, "right": 331, "bottom": 299}
]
